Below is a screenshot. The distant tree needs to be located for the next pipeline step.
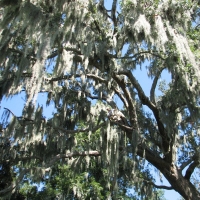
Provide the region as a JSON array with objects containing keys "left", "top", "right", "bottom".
[{"left": 0, "top": 0, "right": 200, "bottom": 199}]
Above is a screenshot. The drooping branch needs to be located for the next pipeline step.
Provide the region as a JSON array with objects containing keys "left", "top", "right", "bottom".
[
  {"left": 47, "top": 72, "right": 107, "bottom": 84},
  {"left": 118, "top": 51, "right": 165, "bottom": 61},
  {"left": 46, "top": 72, "right": 128, "bottom": 110},
  {"left": 142, "top": 179, "right": 173, "bottom": 190},
  {"left": 54, "top": 72, "right": 128, "bottom": 110}
]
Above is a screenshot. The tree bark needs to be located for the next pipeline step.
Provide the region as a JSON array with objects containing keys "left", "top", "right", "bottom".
[{"left": 136, "top": 144, "right": 200, "bottom": 200}]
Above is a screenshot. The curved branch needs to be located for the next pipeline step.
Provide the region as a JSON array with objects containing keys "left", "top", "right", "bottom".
[
  {"left": 3, "top": 107, "right": 16, "bottom": 117},
  {"left": 143, "top": 179, "right": 173, "bottom": 190},
  {"left": 180, "top": 153, "right": 200, "bottom": 171},
  {"left": 150, "top": 68, "right": 165, "bottom": 104},
  {"left": 118, "top": 70, "right": 156, "bottom": 110},
  {"left": 180, "top": 158, "right": 194, "bottom": 171},
  {"left": 184, "top": 160, "right": 200, "bottom": 180}
]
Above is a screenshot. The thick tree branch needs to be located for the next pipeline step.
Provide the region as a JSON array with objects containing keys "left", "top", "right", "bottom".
[
  {"left": 180, "top": 158, "right": 194, "bottom": 171},
  {"left": 143, "top": 179, "right": 173, "bottom": 190},
  {"left": 120, "top": 70, "right": 170, "bottom": 154},
  {"left": 151, "top": 183, "right": 173, "bottom": 190},
  {"left": 180, "top": 154, "right": 200, "bottom": 171},
  {"left": 118, "top": 69, "right": 156, "bottom": 110},
  {"left": 184, "top": 160, "right": 200, "bottom": 180},
  {"left": 111, "top": 0, "right": 117, "bottom": 29}
]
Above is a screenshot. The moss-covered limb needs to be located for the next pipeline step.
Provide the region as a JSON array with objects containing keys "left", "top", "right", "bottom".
[
  {"left": 0, "top": 0, "right": 200, "bottom": 199},
  {"left": 136, "top": 139, "right": 200, "bottom": 200}
]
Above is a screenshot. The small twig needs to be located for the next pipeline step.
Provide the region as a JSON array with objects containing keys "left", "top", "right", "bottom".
[{"left": 4, "top": 107, "right": 16, "bottom": 117}]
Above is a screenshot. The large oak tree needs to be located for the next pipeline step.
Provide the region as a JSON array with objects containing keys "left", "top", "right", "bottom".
[{"left": 0, "top": 0, "right": 200, "bottom": 199}]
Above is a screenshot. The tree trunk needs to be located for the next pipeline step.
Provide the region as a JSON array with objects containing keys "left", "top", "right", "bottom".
[
  {"left": 161, "top": 165, "right": 200, "bottom": 200},
  {"left": 136, "top": 145, "right": 200, "bottom": 200}
]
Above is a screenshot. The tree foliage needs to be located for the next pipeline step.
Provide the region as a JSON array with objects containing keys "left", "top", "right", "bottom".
[{"left": 0, "top": 0, "right": 200, "bottom": 199}]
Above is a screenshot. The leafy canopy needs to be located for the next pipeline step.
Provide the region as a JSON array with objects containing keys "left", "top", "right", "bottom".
[{"left": 0, "top": 0, "right": 200, "bottom": 199}]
